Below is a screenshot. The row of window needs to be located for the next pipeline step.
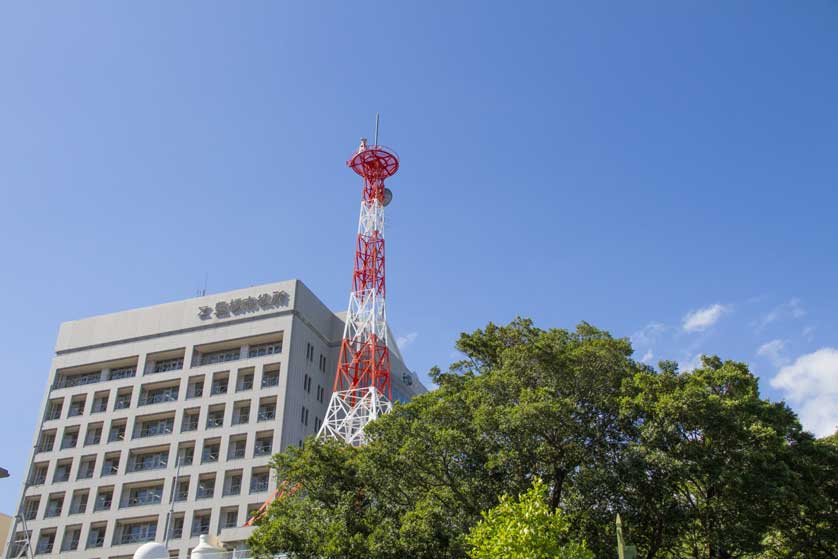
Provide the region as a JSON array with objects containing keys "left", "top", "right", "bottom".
[
  {"left": 53, "top": 340, "right": 283, "bottom": 391},
  {"left": 31, "top": 427, "right": 275, "bottom": 487},
  {"left": 17, "top": 502, "right": 261, "bottom": 556},
  {"left": 36, "top": 396, "right": 280, "bottom": 455},
  {"left": 23, "top": 463, "right": 271, "bottom": 522},
  {"left": 45, "top": 366, "right": 282, "bottom": 422}
]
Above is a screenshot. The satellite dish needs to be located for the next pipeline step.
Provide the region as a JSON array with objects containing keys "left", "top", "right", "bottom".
[{"left": 383, "top": 188, "right": 393, "bottom": 207}]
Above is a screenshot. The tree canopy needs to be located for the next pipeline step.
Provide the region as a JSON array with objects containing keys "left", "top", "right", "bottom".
[{"left": 248, "top": 318, "right": 838, "bottom": 559}]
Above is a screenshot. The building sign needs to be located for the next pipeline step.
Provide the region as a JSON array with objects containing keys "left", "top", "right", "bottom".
[{"left": 199, "top": 290, "right": 289, "bottom": 320}]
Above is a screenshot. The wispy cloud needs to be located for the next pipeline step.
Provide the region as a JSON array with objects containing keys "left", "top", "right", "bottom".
[
  {"left": 755, "top": 298, "right": 806, "bottom": 332},
  {"left": 771, "top": 348, "right": 838, "bottom": 437},
  {"left": 682, "top": 304, "right": 729, "bottom": 333},
  {"left": 631, "top": 322, "right": 666, "bottom": 348},
  {"left": 756, "top": 339, "right": 789, "bottom": 367},
  {"left": 640, "top": 349, "right": 654, "bottom": 364},
  {"left": 678, "top": 353, "right": 704, "bottom": 372},
  {"left": 396, "top": 332, "right": 418, "bottom": 350}
]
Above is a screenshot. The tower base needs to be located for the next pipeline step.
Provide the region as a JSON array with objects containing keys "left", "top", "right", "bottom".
[{"left": 318, "top": 386, "right": 393, "bottom": 446}]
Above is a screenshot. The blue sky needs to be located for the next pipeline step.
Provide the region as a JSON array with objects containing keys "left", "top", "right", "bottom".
[{"left": 0, "top": 2, "right": 836, "bottom": 514}]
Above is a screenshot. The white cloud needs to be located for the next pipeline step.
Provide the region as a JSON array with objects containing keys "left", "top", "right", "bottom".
[
  {"left": 396, "top": 332, "right": 418, "bottom": 350},
  {"left": 631, "top": 322, "right": 666, "bottom": 347},
  {"left": 757, "top": 339, "right": 789, "bottom": 367},
  {"left": 802, "top": 326, "right": 816, "bottom": 341},
  {"left": 640, "top": 349, "right": 654, "bottom": 364},
  {"left": 682, "top": 304, "right": 729, "bottom": 332},
  {"left": 678, "top": 353, "right": 704, "bottom": 372},
  {"left": 755, "top": 298, "right": 806, "bottom": 331},
  {"left": 771, "top": 348, "right": 838, "bottom": 437}
]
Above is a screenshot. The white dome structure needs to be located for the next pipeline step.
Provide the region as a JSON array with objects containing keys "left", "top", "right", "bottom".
[{"left": 133, "top": 542, "right": 169, "bottom": 559}]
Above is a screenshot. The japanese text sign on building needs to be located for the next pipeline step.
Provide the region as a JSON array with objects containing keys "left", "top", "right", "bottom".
[{"left": 198, "top": 290, "right": 289, "bottom": 320}]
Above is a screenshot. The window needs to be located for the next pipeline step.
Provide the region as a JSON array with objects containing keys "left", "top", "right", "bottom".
[
  {"left": 249, "top": 342, "right": 282, "bottom": 358},
  {"left": 53, "top": 460, "right": 72, "bottom": 482},
  {"left": 314, "top": 416, "right": 321, "bottom": 432},
  {"left": 36, "top": 531, "right": 55, "bottom": 554},
  {"left": 115, "top": 520, "right": 157, "bottom": 544},
  {"left": 68, "top": 396, "right": 86, "bottom": 417},
  {"left": 68, "top": 491, "right": 88, "bottom": 515},
  {"left": 114, "top": 389, "right": 132, "bottom": 410},
  {"left": 177, "top": 443, "right": 195, "bottom": 467},
  {"left": 55, "top": 370, "right": 100, "bottom": 389},
  {"left": 182, "top": 409, "right": 200, "bottom": 432},
  {"left": 187, "top": 378, "right": 204, "bottom": 399},
  {"left": 210, "top": 373, "right": 229, "bottom": 395},
  {"left": 45, "top": 400, "right": 63, "bottom": 421},
  {"left": 30, "top": 463, "right": 48, "bottom": 485},
  {"left": 174, "top": 477, "right": 189, "bottom": 501},
  {"left": 92, "top": 393, "right": 109, "bottom": 413},
  {"left": 87, "top": 524, "right": 107, "bottom": 548},
  {"left": 191, "top": 511, "right": 211, "bottom": 536},
  {"left": 102, "top": 453, "right": 120, "bottom": 476},
  {"left": 139, "top": 385, "right": 179, "bottom": 406},
  {"left": 250, "top": 470, "right": 269, "bottom": 493},
  {"left": 77, "top": 456, "right": 96, "bottom": 480},
  {"left": 37, "top": 431, "right": 55, "bottom": 453},
  {"left": 197, "top": 475, "right": 215, "bottom": 499},
  {"left": 109, "top": 366, "right": 137, "bottom": 380},
  {"left": 153, "top": 357, "right": 183, "bottom": 373},
  {"left": 228, "top": 437, "right": 247, "bottom": 460},
  {"left": 129, "top": 449, "right": 169, "bottom": 472},
  {"left": 236, "top": 370, "right": 254, "bottom": 392},
  {"left": 44, "top": 494, "right": 63, "bottom": 518},
  {"left": 262, "top": 370, "right": 280, "bottom": 388},
  {"left": 206, "top": 406, "right": 225, "bottom": 429},
  {"left": 232, "top": 402, "right": 250, "bottom": 425},
  {"left": 257, "top": 399, "right": 276, "bottom": 422},
  {"left": 317, "top": 385, "right": 324, "bottom": 403},
  {"left": 301, "top": 406, "right": 309, "bottom": 426},
  {"left": 223, "top": 471, "right": 242, "bottom": 496},
  {"left": 134, "top": 416, "right": 174, "bottom": 438},
  {"left": 199, "top": 348, "right": 241, "bottom": 366},
  {"left": 319, "top": 354, "right": 327, "bottom": 373},
  {"left": 108, "top": 421, "right": 126, "bottom": 442},
  {"left": 61, "top": 427, "right": 79, "bottom": 449},
  {"left": 22, "top": 497, "right": 40, "bottom": 520},
  {"left": 221, "top": 507, "right": 238, "bottom": 529},
  {"left": 85, "top": 423, "right": 103, "bottom": 446},
  {"left": 170, "top": 515, "right": 184, "bottom": 539},
  {"left": 305, "top": 342, "right": 315, "bottom": 362},
  {"left": 201, "top": 440, "right": 220, "bottom": 463},
  {"left": 61, "top": 526, "right": 81, "bottom": 552},
  {"left": 94, "top": 488, "right": 113, "bottom": 511},
  {"left": 303, "top": 374, "right": 311, "bottom": 393},
  {"left": 123, "top": 484, "right": 164, "bottom": 507},
  {"left": 254, "top": 434, "right": 272, "bottom": 457}
]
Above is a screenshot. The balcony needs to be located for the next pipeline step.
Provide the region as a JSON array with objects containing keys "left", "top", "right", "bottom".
[
  {"left": 206, "top": 416, "right": 224, "bottom": 429},
  {"left": 261, "top": 374, "right": 279, "bottom": 388},
  {"left": 86, "top": 534, "right": 105, "bottom": 549},
  {"left": 254, "top": 444, "right": 272, "bottom": 457},
  {"left": 93, "top": 499, "right": 112, "bottom": 512},
  {"left": 250, "top": 479, "right": 269, "bottom": 493},
  {"left": 54, "top": 373, "right": 100, "bottom": 389},
  {"left": 138, "top": 392, "right": 178, "bottom": 406},
  {"left": 123, "top": 493, "right": 162, "bottom": 507},
  {"left": 130, "top": 458, "right": 167, "bottom": 472},
  {"left": 257, "top": 410, "right": 276, "bottom": 422},
  {"left": 228, "top": 447, "right": 246, "bottom": 460},
  {"left": 136, "top": 423, "right": 173, "bottom": 438}
]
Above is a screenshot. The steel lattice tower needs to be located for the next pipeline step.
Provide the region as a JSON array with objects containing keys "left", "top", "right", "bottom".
[{"left": 318, "top": 137, "right": 398, "bottom": 446}]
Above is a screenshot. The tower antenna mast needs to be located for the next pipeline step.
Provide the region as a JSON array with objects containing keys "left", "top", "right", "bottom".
[{"left": 318, "top": 119, "right": 399, "bottom": 445}]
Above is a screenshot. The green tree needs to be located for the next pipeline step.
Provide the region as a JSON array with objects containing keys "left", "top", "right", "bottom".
[
  {"left": 248, "top": 319, "right": 837, "bottom": 559},
  {"left": 466, "top": 478, "right": 593, "bottom": 559}
]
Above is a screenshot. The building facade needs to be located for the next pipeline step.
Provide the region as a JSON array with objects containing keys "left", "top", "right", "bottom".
[{"left": 6, "top": 280, "right": 425, "bottom": 559}]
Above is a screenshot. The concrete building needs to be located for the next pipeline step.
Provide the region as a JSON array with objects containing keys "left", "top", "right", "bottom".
[{"left": 5, "top": 280, "right": 425, "bottom": 559}]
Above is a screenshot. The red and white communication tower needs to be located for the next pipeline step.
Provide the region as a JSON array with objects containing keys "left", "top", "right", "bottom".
[{"left": 317, "top": 134, "right": 399, "bottom": 446}]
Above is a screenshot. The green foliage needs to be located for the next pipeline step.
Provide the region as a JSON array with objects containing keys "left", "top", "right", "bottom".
[
  {"left": 248, "top": 318, "right": 838, "bottom": 559},
  {"left": 466, "top": 478, "right": 593, "bottom": 559}
]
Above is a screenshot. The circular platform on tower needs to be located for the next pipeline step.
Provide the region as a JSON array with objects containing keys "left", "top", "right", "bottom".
[{"left": 348, "top": 145, "right": 399, "bottom": 180}]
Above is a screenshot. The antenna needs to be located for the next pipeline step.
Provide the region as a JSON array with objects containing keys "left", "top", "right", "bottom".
[{"left": 374, "top": 113, "right": 380, "bottom": 146}]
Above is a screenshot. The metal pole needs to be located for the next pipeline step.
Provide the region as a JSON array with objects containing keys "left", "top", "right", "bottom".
[{"left": 164, "top": 457, "right": 182, "bottom": 548}]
